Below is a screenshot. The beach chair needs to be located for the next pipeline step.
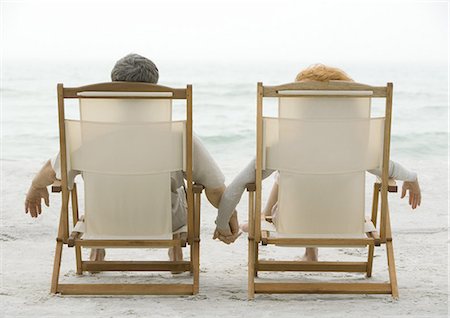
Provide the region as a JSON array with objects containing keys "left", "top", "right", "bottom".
[
  {"left": 50, "top": 82, "right": 202, "bottom": 295},
  {"left": 247, "top": 81, "right": 399, "bottom": 299}
]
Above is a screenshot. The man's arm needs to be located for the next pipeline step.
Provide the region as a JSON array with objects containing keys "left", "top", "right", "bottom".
[
  {"left": 25, "top": 160, "right": 57, "bottom": 218},
  {"left": 191, "top": 135, "right": 241, "bottom": 243},
  {"left": 216, "top": 158, "right": 274, "bottom": 233}
]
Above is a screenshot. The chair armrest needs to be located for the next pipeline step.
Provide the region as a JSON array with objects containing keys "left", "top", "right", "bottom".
[
  {"left": 246, "top": 183, "right": 256, "bottom": 192},
  {"left": 193, "top": 183, "right": 204, "bottom": 194},
  {"left": 51, "top": 180, "right": 62, "bottom": 193},
  {"left": 375, "top": 178, "right": 398, "bottom": 193}
]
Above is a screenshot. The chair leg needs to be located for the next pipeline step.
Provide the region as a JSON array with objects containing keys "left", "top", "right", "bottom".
[
  {"left": 386, "top": 240, "right": 399, "bottom": 299},
  {"left": 254, "top": 243, "right": 259, "bottom": 277},
  {"left": 75, "top": 247, "right": 83, "bottom": 275},
  {"left": 192, "top": 191, "right": 201, "bottom": 294},
  {"left": 367, "top": 182, "right": 380, "bottom": 278},
  {"left": 248, "top": 238, "right": 255, "bottom": 299},
  {"left": 192, "top": 241, "right": 200, "bottom": 294},
  {"left": 366, "top": 245, "right": 375, "bottom": 277},
  {"left": 50, "top": 241, "right": 63, "bottom": 294},
  {"left": 70, "top": 185, "right": 83, "bottom": 275},
  {"left": 248, "top": 190, "right": 256, "bottom": 299}
]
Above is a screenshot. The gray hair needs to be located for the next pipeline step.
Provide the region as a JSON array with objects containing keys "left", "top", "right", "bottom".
[{"left": 111, "top": 53, "right": 159, "bottom": 83}]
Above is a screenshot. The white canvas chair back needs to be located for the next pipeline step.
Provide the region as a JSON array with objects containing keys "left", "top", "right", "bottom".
[
  {"left": 65, "top": 92, "right": 185, "bottom": 239},
  {"left": 263, "top": 90, "right": 384, "bottom": 237}
]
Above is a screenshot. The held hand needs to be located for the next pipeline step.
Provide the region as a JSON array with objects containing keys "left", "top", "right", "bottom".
[
  {"left": 25, "top": 184, "right": 49, "bottom": 218},
  {"left": 213, "top": 211, "right": 242, "bottom": 244},
  {"left": 401, "top": 180, "right": 421, "bottom": 210}
]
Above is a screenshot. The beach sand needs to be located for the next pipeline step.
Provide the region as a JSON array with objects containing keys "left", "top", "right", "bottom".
[{"left": 1, "top": 156, "right": 448, "bottom": 318}]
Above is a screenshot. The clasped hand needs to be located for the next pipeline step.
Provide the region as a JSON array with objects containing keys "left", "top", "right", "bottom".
[{"left": 213, "top": 211, "right": 241, "bottom": 244}]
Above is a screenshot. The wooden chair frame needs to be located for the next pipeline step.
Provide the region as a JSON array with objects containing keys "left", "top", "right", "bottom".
[
  {"left": 50, "top": 82, "right": 202, "bottom": 295},
  {"left": 247, "top": 81, "right": 399, "bottom": 299}
]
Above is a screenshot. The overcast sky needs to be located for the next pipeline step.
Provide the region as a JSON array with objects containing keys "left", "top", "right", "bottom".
[{"left": 1, "top": 0, "right": 449, "bottom": 64}]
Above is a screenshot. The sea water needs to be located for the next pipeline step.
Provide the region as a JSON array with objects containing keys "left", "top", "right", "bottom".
[{"left": 1, "top": 59, "right": 448, "bottom": 232}]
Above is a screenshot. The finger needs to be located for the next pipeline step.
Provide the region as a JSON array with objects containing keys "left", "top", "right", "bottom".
[
  {"left": 227, "top": 231, "right": 242, "bottom": 243},
  {"left": 33, "top": 204, "right": 39, "bottom": 217},
  {"left": 37, "top": 202, "right": 42, "bottom": 215},
  {"left": 25, "top": 202, "right": 29, "bottom": 213},
  {"left": 401, "top": 187, "right": 406, "bottom": 199},
  {"left": 212, "top": 230, "right": 218, "bottom": 240},
  {"left": 30, "top": 205, "right": 37, "bottom": 218},
  {"left": 409, "top": 192, "right": 413, "bottom": 205},
  {"left": 231, "top": 232, "right": 242, "bottom": 242},
  {"left": 418, "top": 194, "right": 421, "bottom": 206},
  {"left": 225, "top": 235, "right": 237, "bottom": 244},
  {"left": 44, "top": 194, "right": 50, "bottom": 207},
  {"left": 219, "top": 235, "right": 232, "bottom": 244},
  {"left": 219, "top": 229, "right": 233, "bottom": 237},
  {"left": 218, "top": 236, "right": 231, "bottom": 244}
]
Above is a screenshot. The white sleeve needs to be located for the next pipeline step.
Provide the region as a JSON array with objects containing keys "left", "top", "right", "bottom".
[
  {"left": 50, "top": 152, "right": 80, "bottom": 188},
  {"left": 192, "top": 135, "right": 225, "bottom": 189},
  {"left": 216, "top": 158, "right": 274, "bottom": 231},
  {"left": 51, "top": 153, "right": 61, "bottom": 180},
  {"left": 368, "top": 160, "right": 417, "bottom": 182}
]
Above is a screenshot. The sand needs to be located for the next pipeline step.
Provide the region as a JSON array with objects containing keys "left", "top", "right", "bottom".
[{"left": 1, "top": 157, "right": 448, "bottom": 318}]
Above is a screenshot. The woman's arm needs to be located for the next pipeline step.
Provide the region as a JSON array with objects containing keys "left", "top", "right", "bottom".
[
  {"left": 368, "top": 160, "right": 421, "bottom": 209},
  {"left": 216, "top": 158, "right": 274, "bottom": 231}
]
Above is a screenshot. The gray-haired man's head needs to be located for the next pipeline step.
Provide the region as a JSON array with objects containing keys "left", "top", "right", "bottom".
[{"left": 111, "top": 54, "right": 159, "bottom": 83}]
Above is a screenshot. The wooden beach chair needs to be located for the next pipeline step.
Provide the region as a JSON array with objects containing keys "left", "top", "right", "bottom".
[
  {"left": 50, "top": 82, "right": 202, "bottom": 295},
  {"left": 247, "top": 81, "right": 399, "bottom": 299}
]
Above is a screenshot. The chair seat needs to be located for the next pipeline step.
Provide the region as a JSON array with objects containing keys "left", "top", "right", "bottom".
[
  {"left": 261, "top": 220, "right": 375, "bottom": 239},
  {"left": 74, "top": 219, "right": 187, "bottom": 240},
  {"left": 260, "top": 220, "right": 377, "bottom": 247}
]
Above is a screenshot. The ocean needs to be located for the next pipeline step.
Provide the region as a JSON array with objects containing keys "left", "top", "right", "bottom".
[
  {"left": 1, "top": 59, "right": 448, "bottom": 316},
  {"left": 2, "top": 58, "right": 448, "bottom": 232},
  {"left": 2, "top": 59, "right": 448, "bottom": 163}
]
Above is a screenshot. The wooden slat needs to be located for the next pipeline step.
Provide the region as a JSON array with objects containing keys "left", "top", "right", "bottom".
[
  {"left": 50, "top": 241, "right": 63, "bottom": 293},
  {"left": 186, "top": 84, "right": 194, "bottom": 245},
  {"left": 270, "top": 94, "right": 376, "bottom": 98},
  {"left": 255, "top": 82, "right": 263, "bottom": 243},
  {"left": 380, "top": 83, "right": 393, "bottom": 241},
  {"left": 75, "top": 239, "right": 182, "bottom": 248},
  {"left": 70, "top": 184, "right": 83, "bottom": 274},
  {"left": 367, "top": 183, "right": 380, "bottom": 277},
  {"left": 254, "top": 282, "right": 392, "bottom": 294},
  {"left": 257, "top": 261, "right": 368, "bottom": 272},
  {"left": 261, "top": 230, "right": 269, "bottom": 245},
  {"left": 63, "top": 82, "right": 187, "bottom": 99},
  {"left": 366, "top": 231, "right": 381, "bottom": 246},
  {"left": 82, "top": 261, "right": 191, "bottom": 272},
  {"left": 57, "top": 84, "right": 70, "bottom": 240},
  {"left": 179, "top": 232, "right": 187, "bottom": 247},
  {"left": 376, "top": 179, "right": 398, "bottom": 193},
  {"left": 385, "top": 205, "right": 399, "bottom": 299},
  {"left": 57, "top": 283, "right": 193, "bottom": 295},
  {"left": 75, "top": 96, "right": 179, "bottom": 100},
  {"left": 67, "top": 231, "right": 82, "bottom": 247},
  {"left": 193, "top": 183, "right": 204, "bottom": 193},
  {"left": 248, "top": 189, "right": 256, "bottom": 299},
  {"left": 51, "top": 180, "right": 62, "bottom": 193},
  {"left": 192, "top": 191, "right": 201, "bottom": 294},
  {"left": 246, "top": 183, "right": 256, "bottom": 192},
  {"left": 265, "top": 237, "right": 374, "bottom": 246},
  {"left": 263, "top": 81, "right": 387, "bottom": 97}
]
